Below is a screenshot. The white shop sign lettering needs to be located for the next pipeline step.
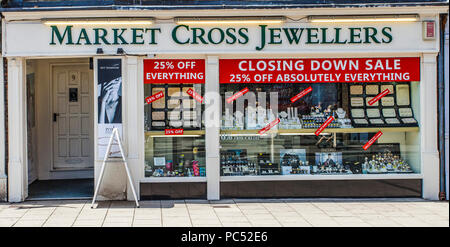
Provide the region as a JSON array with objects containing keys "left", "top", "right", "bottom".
[{"left": 3, "top": 21, "right": 437, "bottom": 56}]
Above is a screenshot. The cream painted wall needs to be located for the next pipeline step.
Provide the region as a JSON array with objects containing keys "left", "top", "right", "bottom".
[
  {"left": 0, "top": 57, "right": 6, "bottom": 201},
  {"left": 26, "top": 60, "right": 37, "bottom": 184}
]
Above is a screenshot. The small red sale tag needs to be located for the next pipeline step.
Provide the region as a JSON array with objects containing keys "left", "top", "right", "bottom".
[
  {"left": 290, "top": 86, "right": 312, "bottom": 103},
  {"left": 186, "top": 88, "right": 204, "bottom": 103},
  {"left": 258, "top": 118, "right": 280, "bottom": 135},
  {"left": 165, "top": 129, "right": 184, "bottom": 135},
  {"left": 363, "top": 131, "right": 383, "bottom": 150},
  {"left": 315, "top": 116, "right": 334, "bottom": 136},
  {"left": 226, "top": 87, "right": 249, "bottom": 104},
  {"left": 145, "top": 91, "right": 164, "bottom": 104},
  {"left": 368, "top": 89, "right": 390, "bottom": 106}
]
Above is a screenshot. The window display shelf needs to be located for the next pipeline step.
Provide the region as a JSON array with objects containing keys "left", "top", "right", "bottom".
[
  {"left": 145, "top": 130, "right": 205, "bottom": 137},
  {"left": 141, "top": 177, "right": 207, "bottom": 183},
  {"left": 220, "top": 173, "right": 423, "bottom": 182},
  {"left": 220, "top": 127, "right": 419, "bottom": 135}
]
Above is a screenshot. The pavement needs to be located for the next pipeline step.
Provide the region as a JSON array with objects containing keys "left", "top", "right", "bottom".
[{"left": 0, "top": 198, "right": 448, "bottom": 227}]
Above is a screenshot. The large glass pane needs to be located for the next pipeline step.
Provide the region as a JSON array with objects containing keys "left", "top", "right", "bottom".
[
  {"left": 144, "top": 83, "right": 205, "bottom": 178},
  {"left": 220, "top": 81, "right": 420, "bottom": 176}
]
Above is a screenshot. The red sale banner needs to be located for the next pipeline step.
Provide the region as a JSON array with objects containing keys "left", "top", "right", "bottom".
[
  {"left": 363, "top": 131, "right": 383, "bottom": 150},
  {"left": 291, "top": 86, "right": 312, "bottom": 103},
  {"left": 226, "top": 87, "right": 249, "bottom": 104},
  {"left": 220, "top": 58, "right": 420, "bottom": 83},
  {"left": 186, "top": 88, "right": 204, "bottom": 103},
  {"left": 368, "top": 88, "right": 390, "bottom": 106},
  {"left": 145, "top": 91, "right": 164, "bottom": 104},
  {"left": 165, "top": 129, "right": 184, "bottom": 135},
  {"left": 259, "top": 118, "right": 280, "bottom": 135},
  {"left": 315, "top": 116, "right": 335, "bottom": 136},
  {"left": 144, "top": 59, "right": 205, "bottom": 84}
]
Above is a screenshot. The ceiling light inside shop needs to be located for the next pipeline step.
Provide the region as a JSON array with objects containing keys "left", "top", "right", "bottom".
[
  {"left": 43, "top": 18, "right": 154, "bottom": 25},
  {"left": 175, "top": 16, "right": 285, "bottom": 25},
  {"left": 309, "top": 15, "right": 419, "bottom": 23}
]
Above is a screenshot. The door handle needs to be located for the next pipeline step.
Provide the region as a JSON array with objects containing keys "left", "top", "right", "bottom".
[{"left": 53, "top": 113, "right": 59, "bottom": 122}]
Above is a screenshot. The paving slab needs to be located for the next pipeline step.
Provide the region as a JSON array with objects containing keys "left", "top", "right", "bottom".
[{"left": 0, "top": 199, "right": 446, "bottom": 227}]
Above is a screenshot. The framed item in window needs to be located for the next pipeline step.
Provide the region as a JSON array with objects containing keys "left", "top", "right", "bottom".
[
  {"left": 366, "top": 97, "right": 379, "bottom": 106},
  {"left": 382, "top": 108, "right": 397, "bottom": 118},
  {"left": 369, "top": 119, "right": 384, "bottom": 124},
  {"left": 398, "top": 108, "right": 413, "bottom": 117},
  {"left": 350, "top": 85, "right": 363, "bottom": 95},
  {"left": 351, "top": 109, "right": 365, "bottom": 118},
  {"left": 385, "top": 118, "right": 400, "bottom": 124},
  {"left": 366, "top": 85, "right": 379, "bottom": 95},
  {"left": 353, "top": 118, "right": 369, "bottom": 125},
  {"left": 381, "top": 96, "right": 395, "bottom": 106},
  {"left": 396, "top": 84, "right": 410, "bottom": 106},
  {"left": 401, "top": 118, "right": 417, "bottom": 124},
  {"left": 366, "top": 108, "right": 380, "bottom": 118},
  {"left": 351, "top": 97, "right": 364, "bottom": 107},
  {"left": 381, "top": 85, "right": 394, "bottom": 94}
]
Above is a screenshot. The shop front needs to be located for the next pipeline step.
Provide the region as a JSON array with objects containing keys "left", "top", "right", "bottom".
[{"left": 1, "top": 6, "right": 447, "bottom": 201}]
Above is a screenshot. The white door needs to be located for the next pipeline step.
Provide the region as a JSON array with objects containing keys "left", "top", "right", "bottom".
[{"left": 52, "top": 64, "right": 94, "bottom": 170}]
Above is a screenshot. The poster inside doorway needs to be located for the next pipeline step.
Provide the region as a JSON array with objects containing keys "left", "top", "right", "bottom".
[{"left": 97, "top": 59, "right": 123, "bottom": 158}]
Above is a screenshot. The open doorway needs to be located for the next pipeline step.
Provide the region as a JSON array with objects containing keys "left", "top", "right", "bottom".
[{"left": 26, "top": 58, "right": 94, "bottom": 200}]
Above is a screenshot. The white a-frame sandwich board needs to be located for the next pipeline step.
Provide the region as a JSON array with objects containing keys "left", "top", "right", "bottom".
[{"left": 91, "top": 128, "right": 140, "bottom": 208}]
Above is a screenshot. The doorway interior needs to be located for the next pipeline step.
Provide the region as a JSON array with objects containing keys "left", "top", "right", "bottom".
[{"left": 26, "top": 58, "right": 95, "bottom": 200}]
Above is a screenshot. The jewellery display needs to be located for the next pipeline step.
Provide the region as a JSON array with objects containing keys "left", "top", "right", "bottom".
[
  {"left": 220, "top": 149, "right": 257, "bottom": 176},
  {"left": 348, "top": 82, "right": 418, "bottom": 127},
  {"left": 381, "top": 85, "right": 394, "bottom": 94},
  {"left": 217, "top": 82, "right": 420, "bottom": 178},
  {"left": 258, "top": 152, "right": 280, "bottom": 175},
  {"left": 353, "top": 118, "right": 369, "bottom": 124},
  {"left": 314, "top": 151, "right": 350, "bottom": 174},
  {"left": 350, "top": 85, "right": 363, "bottom": 95},
  {"left": 396, "top": 84, "right": 410, "bottom": 106},
  {"left": 280, "top": 149, "right": 310, "bottom": 175},
  {"left": 170, "top": 120, "right": 183, "bottom": 128},
  {"left": 401, "top": 118, "right": 418, "bottom": 124},
  {"left": 366, "top": 108, "right": 381, "bottom": 118},
  {"left": 351, "top": 97, "right": 364, "bottom": 107},
  {"left": 144, "top": 134, "right": 206, "bottom": 178},
  {"left": 369, "top": 118, "right": 385, "bottom": 124},
  {"left": 219, "top": 133, "right": 417, "bottom": 176},
  {"left": 167, "top": 99, "right": 180, "bottom": 109},
  {"left": 366, "top": 85, "right": 379, "bottom": 95},
  {"left": 362, "top": 150, "right": 413, "bottom": 174},
  {"left": 385, "top": 118, "right": 400, "bottom": 124},
  {"left": 152, "top": 88, "right": 165, "bottom": 109},
  {"left": 381, "top": 96, "right": 395, "bottom": 106},
  {"left": 152, "top": 112, "right": 165, "bottom": 120},
  {"left": 398, "top": 108, "right": 413, "bottom": 117},
  {"left": 278, "top": 107, "right": 302, "bottom": 129},
  {"left": 145, "top": 84, "right": 203, "bottom": 131},
  {"left": 382, "top": 108, "right": 397, "bottom": 118},
  {"left": 168, "top": 111, "right": 181, "bottom": 120},
  {"left": 366, "top": 97, "right": 379, "bottom": 106},
  {"left": 152, "top": 121, "right": 165, "bottom": 127},
  {"left": 146, "top": 153, "right": 206, "bottom": 177},
  {"left": 351, "top": 109, "right": 365, "bottom": 118}
]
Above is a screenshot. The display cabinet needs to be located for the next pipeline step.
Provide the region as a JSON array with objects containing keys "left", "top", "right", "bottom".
[
  {"left": 219, "top": 81, "right": 421, "bottom": 178},
  {"left": 144, "top": 82, "right": 206, "bottom": 178}
]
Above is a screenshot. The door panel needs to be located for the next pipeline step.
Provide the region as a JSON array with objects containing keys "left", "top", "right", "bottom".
[{"left": 52, "top": 65, "right": 93, "bottom": 170}]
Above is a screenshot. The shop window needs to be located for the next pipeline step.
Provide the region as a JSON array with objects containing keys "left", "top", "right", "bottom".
[
  {"left": 144, "top": 83, "right": 205, "bottom": 178},
  {"left": 219, "top": 81, "right": 420, "bottom": 176}
]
